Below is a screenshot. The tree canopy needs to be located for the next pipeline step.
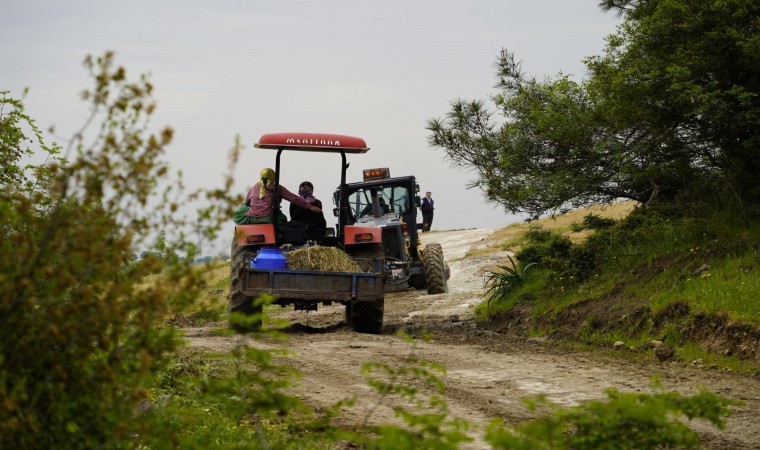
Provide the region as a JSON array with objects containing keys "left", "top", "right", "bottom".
[{"left": 427, "top": 0, "right": 760, "bottom": 220}]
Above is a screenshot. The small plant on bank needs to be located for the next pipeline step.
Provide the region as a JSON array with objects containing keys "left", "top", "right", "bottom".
[
  {"left": 514, "top": 228, "right": 573, "bottom": 272},
  {"left": 484, "top": 380, "right": 737, "bottom": 450},
  {"left": 569, "top": 213, "right": 617, "bottom": 232},
  {"left": 358, "top": 333, "right": 473, "bottom": 449},
  {"left": 484, "top": 255, "right": 536, "bottom": 305}
]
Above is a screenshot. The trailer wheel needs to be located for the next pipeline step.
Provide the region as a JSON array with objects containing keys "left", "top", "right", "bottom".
[
  {"left": 344, "top": 302, "right": 353, "bottom": 326},
  {"left": 423, "top": 243, "right": 448, "bottom": 294},
  {"left": 229, "top": 237, "right": 263, "bottom": 330},
  {"left": 348, "top": 299, "right": 384, "bottom": 334}
]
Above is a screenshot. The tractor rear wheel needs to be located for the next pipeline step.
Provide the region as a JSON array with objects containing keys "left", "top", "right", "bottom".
[
  {"left": 423, "top": 243, "right": 448, "bottom": 294},
  {"left": 347, "top": 299, "right": 384, "bottom": 334},
  {"left": 229, "top": 237, "right": 263, "bottom": 330}
]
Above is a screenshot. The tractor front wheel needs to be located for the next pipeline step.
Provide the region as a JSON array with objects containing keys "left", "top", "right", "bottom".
[{"left": 423, "top": 243, "right": 448, "bottom": 295}]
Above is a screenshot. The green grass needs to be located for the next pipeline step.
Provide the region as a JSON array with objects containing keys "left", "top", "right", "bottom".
[
  {"left": 479, "top": 203, "right": 760, "bottom": 372},
  {"left": 475, "top": 269, "right": 548, "bottom": 319},
  {"left": 140, "top": 343, "right": 338, "bottom": 449},
  {"left": 676, "top": 342, "right": 757, "bottom": 375},
  {"left": 651, "top": 253, "right": 760, "bottom": 324}
]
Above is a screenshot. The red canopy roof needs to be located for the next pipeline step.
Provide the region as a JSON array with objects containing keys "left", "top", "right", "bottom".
[{"left": 254, "top": 132, "right": 369, "bottom": 153}]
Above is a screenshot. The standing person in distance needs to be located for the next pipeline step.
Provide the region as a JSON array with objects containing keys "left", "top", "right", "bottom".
[{"left": 421, "top": 191, "right": 434, "bottom": 232}]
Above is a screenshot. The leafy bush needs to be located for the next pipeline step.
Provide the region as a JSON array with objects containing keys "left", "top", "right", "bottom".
[
  {"left": 357, "top": 334, "right": 472, "bottom": 449},
  {"left": 484, "top": 255, "right": 536, "bottom": 303},
  {"left": 569, "top": 213, "right": 617, "bottom": 232},
  {"left": 0, "top": 53, "right": 238, "bottom": 449},
  {"left": 512, "top": 226, "right": 601, "bottom": 282},
  {"left": 514, "top": 227, "right": 574, "bottom": 275},
  {"left": 485, "top": 382, "right": 736, "bottom": 450}
]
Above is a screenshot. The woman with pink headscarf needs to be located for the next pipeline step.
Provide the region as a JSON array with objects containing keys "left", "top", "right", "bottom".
[{"left": 235, "top": 168, "right": 320, "bottom": 225}]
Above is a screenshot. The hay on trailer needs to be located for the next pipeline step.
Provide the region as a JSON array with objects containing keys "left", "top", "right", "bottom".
[{"left": 285, "top": 245, "right": 361, "bottom": 272}]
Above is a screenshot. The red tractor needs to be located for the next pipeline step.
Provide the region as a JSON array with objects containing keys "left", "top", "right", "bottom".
[
  {"left": 230, "top": 133, "right": 386, "bottom": 333},
  {"left": 335, "top": 168, "right": 449, "bottom": 295}
]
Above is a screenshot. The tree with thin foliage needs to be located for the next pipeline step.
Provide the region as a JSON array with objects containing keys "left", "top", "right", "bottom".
[
  {"left": 0, "top": 52, "right": 240, "bottom": 449},
  {"left": 427, "top": 0, "right": 760, "bottom": 220}
]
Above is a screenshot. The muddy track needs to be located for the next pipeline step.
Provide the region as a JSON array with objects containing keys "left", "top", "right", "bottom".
[{"left": 183, "top": 229, "right": 760, "bottom": 449}]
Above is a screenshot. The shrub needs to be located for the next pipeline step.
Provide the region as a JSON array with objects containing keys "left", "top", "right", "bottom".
[
  {"left": 484, "top": 255, "right": 536, "bottom": 303},
  {"left": 514, "top": 227, "right": 573, "bottom": 273},
  {"left": 569, "top": 213, "right": 617, "bottom": 232},
  {"left": 0, "top": 53, "right": 239, "bottom": 449},
  {"left": 485, "top": 382, "right": 736, "bottom": 450}
]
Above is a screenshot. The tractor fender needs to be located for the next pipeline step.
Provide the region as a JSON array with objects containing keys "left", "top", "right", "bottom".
[
  {"left": 343, "top": 225, "right": 382, "bottom": 246},
  {"left": 234, "top": 224, "right": 276, "bottom": 247}
]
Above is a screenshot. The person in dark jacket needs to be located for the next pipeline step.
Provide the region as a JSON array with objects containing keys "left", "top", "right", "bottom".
[
  {"left": 421, "top": 191, "right": 434, "bottom": 232},
  {"left": 289, "top": 181, "right": 327, "bottom": 230}
]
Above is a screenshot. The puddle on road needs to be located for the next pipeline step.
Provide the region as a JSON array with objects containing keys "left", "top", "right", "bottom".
[
  {"left": 403, "top": 302, "right": 474, "bottom": 322},
  {"left": 449, "top": 369, "right": 598, "bottom": 407}
]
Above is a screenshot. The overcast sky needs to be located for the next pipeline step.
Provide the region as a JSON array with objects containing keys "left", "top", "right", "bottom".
[{"left": 2, "top": 1, "right": 620, "bottom": 255}]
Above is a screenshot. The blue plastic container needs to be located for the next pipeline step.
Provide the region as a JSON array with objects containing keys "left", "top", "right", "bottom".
[{"left": 254, "top": 248, "right": 287, "bottom": 269}]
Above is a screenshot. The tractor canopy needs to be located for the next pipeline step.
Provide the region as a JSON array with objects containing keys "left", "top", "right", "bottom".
[
  {"left": 252, "top": 132, "right": 370, "bottom": 242},
  {"left": 254, "top": 132, "right": 369, "bottom": 153}
]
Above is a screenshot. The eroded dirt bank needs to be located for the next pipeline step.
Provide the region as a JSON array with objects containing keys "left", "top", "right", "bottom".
[{"left": 183, "top": 229, "right": 760, "bottom": 449}]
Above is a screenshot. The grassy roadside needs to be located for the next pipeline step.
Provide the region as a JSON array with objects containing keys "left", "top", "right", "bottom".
[{"left": 477, "top": 201, "right": 760, "bottom": 375}]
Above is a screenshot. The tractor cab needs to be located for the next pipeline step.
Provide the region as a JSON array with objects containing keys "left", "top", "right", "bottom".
[
  {"left": 333, "top": 167, "right": 449, "bottom": 294},
  {"left": 338, "top": 167, "right": 419, "bottom": 213},
  {"left": 335, "top": 167, "right": 422, "bottom": 257}
]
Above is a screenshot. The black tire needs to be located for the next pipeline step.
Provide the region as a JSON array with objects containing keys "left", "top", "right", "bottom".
[
  {"left": 344, "top": 302, "right": 352, "bottom": 327},
  {"left": 348, "top": 299, "right": 384, "bottom": 334},
  {"left": 423, "top": 243, "right": 448, "bottom": 294},
  {"left": 346, "top": 243, "right": 385, "bottom": 333},
  {"left": 229, "top": 237, "right": 263, "bottom": 330},
  {"left": 409, "top": 273, "right": 426, "bottom": 290}
]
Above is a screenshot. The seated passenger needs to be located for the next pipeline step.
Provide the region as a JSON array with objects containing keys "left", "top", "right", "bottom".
[
  {"left": 235, "top": 168, "right": 320, "bottom": 225},
  {"left": 289, "top": 181, "right": 327, "bottom": 229}
]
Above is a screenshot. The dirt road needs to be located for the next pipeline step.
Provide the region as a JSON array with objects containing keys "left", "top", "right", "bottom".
[{"left": 183, "top": 229, "right": 760, "bottom": 449}]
